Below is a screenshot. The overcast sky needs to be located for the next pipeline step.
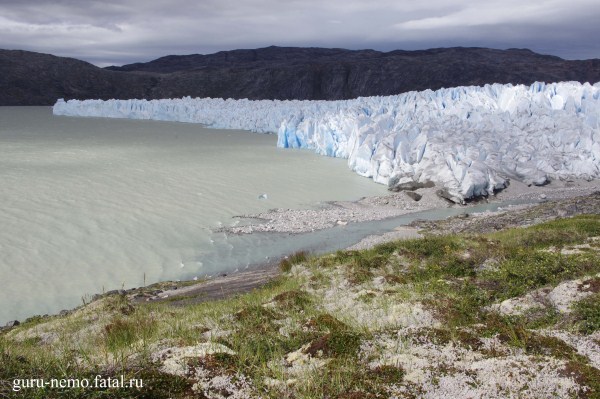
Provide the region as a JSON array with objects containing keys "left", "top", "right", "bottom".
[{"left": 0, "top": 0, "right": 598, "bottom": 67}]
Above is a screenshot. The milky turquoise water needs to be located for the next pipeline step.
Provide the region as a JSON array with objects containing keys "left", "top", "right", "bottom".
[
  {"left": 0, "top": 107, "right": 391, "bottom": 323},
  {"left": 1, "top": 107, "right": 535, "bottom": 324}
]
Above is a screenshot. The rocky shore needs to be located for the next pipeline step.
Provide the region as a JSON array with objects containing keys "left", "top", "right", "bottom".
[
  {"left": 221, "top": 178, "right": 600, "bottom": 236},
  {"left": 146, "top": 186, "right": 600, "bottom": 307}
]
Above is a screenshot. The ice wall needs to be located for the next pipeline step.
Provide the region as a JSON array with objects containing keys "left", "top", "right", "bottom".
[{"left": 53, "top": 81, "right": 600, "bottom": 203}]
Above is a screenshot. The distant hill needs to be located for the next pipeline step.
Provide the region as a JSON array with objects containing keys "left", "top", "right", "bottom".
[
  {"left": 2, "top": 46, "right": 600, "bottom": 105},
  {"left": 0, "top": 50, "right": 156, "bottom": 105}
]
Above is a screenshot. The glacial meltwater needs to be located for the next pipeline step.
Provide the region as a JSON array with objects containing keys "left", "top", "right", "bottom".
[
  {"left": 0, "top": 107, "right": 389, "bottom": 323},
  {"left": 0, "top": 107, "right": 531, "bottom": 324}
]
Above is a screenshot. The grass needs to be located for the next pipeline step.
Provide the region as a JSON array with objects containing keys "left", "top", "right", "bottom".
[
  {"left": 279, "top": 250, "right": 310, "bottom": 272},
  {"left": 1, "top": 214, "right": 599, "bottom": 398}
]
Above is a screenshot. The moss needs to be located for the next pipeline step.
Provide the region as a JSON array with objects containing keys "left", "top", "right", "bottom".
[
  {"left": 524, "top": 334, "right": 582, "bottom": 360},
  {"left": 311, "top": 314, "right": 350, "bottom": 333},
  {"left": 494, "top": 215, "right": 600, "bottom": 249},
  {"left": 331, "top": 249, "right": 393, "bottom": 285},
  {"left": 367, "top": 365, "right": 404, "bottom": 384},
  {"left": 329, "top": 250, "right": 390, "bottom": 272},
  {"left": 234, "top": 305, "right": 280, "bottom": 334},
  {"left": 397, "top": 235, "right": 463, "bottom": 260},
  {"left": 572, "top": 293, "right": 600, "bottom": 334},
  {"left": 561, "top": 360, "right": 600, "bottom": 399},
  {"left": 425, "top": 281, "right": 489, "bottom": 327},
  {"left": 303, "top": 331, "right": 362, "bottom": 358},
  {"left": 519, "top": 307, "right": 561, "bottom": 330},
  {"left": 579, "top": 277, "right": 600, "bottom": 293},
  {"left": 334, "top": 393, "right": 371, "bottom": 399},
  {"left": 316, "top": 361, "right": 404, "bottom": 399},
  {"left": 271, "top": 290, "right": 312, "bottom": 310},
  {"left": 383, "top": 274, "right": 406, "bottom": 284},
  {"left": 188, "top": 353, "right": 238, "bottom": 375},
  {"left": 479, "top": 313, "right": 588, "bottom": 362},
  {"left": 406, "top": 327, "right": 482, "bottom": 351},
  {"left": 347, "top": 266, "right": 374, "bottom": 285},
  {"left": 397, "top": 216, "right": 600, "bottom": 300},
  {"left": 483, "top": 251, "right": 600, "bottom": 301}
]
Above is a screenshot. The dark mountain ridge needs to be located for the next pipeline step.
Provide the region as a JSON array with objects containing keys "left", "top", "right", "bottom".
[
  {"left": 106, "top": 46, "right": 563, "bottom": 74},
  {"left": 1, "top": 46, "right": 599, "bottom": 105}
]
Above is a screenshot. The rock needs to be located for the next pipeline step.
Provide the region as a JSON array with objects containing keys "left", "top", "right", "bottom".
[
  {"left": 548, "top": 278, "right": 594, "bottom": 313},
  {"left": 436, "top": 189, "right": 465, "bottom": 204},
  {"left": 388, "top": 175, "right": 435, "bottom": 192},
  {"left": 565, "top": 204, "right": 579, "bottom": 214},
  {"left": 477, "top": 258, "right": 499, "bottom": 272},
  {"left": 5, "top": 320, "right": 20, "bottom": 328},
  {"left": 405, "top": 191, "right": 422, "bottom": 202},
  {"left": 59, "top": 309, "right": 70, "bottom": 316},
  {"left": 39, "top": 332, "right": 59, "bottom": 345},
  {"left": 532, "top": 176, "right": 550, "bottom": 186}
]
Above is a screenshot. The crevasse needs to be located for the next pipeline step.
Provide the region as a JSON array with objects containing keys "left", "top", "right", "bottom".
[{"left": 53, "top": 81, "right": 600, "bottom": 203}]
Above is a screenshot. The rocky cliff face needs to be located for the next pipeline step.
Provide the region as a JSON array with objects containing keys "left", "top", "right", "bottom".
[{"left": 2, "top": 46, "right": 600, "bottom": 105}]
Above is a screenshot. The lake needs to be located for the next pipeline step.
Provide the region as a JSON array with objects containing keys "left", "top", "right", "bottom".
[{"left": 0, "top": 107, "right": 391, "bottom": 323}]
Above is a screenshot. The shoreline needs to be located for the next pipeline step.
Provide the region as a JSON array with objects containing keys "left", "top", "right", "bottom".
[
  {"left": 148, "top": 178, "right": 600, "bottom": 306},
  {"left": 3, "top": 178, "right": 600, "bottom": 327},
  {"left": 3, "top": 190, "right": 599, "bottom": 397},
  {"left": 219, "top": 178, "right": 600, "bottom": 236}
]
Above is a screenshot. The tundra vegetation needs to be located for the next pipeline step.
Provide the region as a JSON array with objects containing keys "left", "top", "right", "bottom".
[{"left": 1, "top": 213, "right": 599, "bottom": 398}]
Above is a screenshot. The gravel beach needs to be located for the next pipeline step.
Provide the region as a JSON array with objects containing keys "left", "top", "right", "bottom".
[
  {"left": 220, "top": 178, "right": 600, "bottom": 237},
  {"left": 137, "top": 178, "right": 600, "bottom": 307}
]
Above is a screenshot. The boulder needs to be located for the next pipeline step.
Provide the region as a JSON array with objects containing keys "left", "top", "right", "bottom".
[
  {"left": 388, "top": 175, "right": 435, "bottom": 192},
  {"left": 404, "top": 191, "right": 422, "bottom": 201}
]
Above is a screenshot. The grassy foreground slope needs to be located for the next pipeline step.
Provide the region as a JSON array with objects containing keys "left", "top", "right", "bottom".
[{"left": 1, "top": 211, "right": 600, "bottom": 398}]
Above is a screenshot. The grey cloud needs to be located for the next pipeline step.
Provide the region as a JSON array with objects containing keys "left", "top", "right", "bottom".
[{"left": 0, "top": 0, "right": 598, "bottom": 66}]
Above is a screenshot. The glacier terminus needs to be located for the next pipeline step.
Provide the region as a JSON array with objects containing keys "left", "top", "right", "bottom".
[{"left": 53, "top": 81, "right": 600, "bottom": 203}]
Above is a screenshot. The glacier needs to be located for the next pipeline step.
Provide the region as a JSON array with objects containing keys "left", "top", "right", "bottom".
[{"left": 53, "top": 81, "right": 600, "bottom": 203}]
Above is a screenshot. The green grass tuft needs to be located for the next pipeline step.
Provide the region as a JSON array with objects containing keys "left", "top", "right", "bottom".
[
  {"left": 279, "top": 250, "right": 310, "bottom": 272},
  {"left": 572, "top": 293, "right": 600, "bottom": 334}
]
